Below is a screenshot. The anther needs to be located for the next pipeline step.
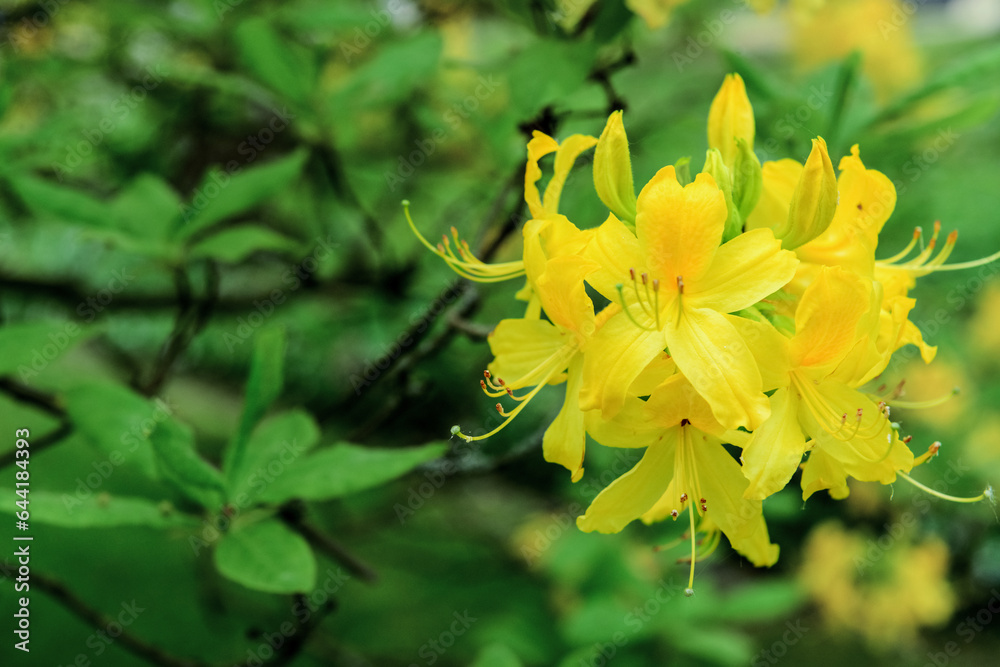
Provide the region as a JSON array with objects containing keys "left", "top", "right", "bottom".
[
  {"left": 699, "top": 498, "right": 706, "bottom": 504},
  {"left": 641, "top": 272, "right": 648, "bottom": 285},
  {"left": 680, "top": 493, "right": 688, "bottom": 502},
  {"left": 903, "top": 435, "right": 913, "bottom": 444},
  {"left": 700, "top": 503, "right": 708, "bottom": 512},
  {"left": 930, "top": 441, "right": 941, "bottom": 454},
  {"left": 484, "top": 370, "right": 491, "bottom": 379},
  {"left": 676, "top": 276, "right": 685, "bottom": 294},
  {"left": 629, "top": 267, "right": 636, "bottom": 281},
  {"left": 670, "top": 509, "right": 679, "bottom": 519},
  {"left": 495, "top": 403, "right": 503, "bottom": 414},
  {"left": 652, "top": 279, "right": 660, "bottom": 292}
]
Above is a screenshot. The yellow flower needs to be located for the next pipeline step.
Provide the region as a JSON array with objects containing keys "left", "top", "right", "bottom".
[
  {"left": 579, "top": 168, "right": 798, "bottom": 431},
  {"left": 741, "top": 266, "right": 914, "bottom": 500},
  {"left": 579, "top": 372, "right": 779, "bottom": 593},
  {"left": 707, "top": 73, "right": 755, "bottom": 168},
  {"left": 593, "top": 111, "right": 638, "bottom": 226},
  {"left": 789, "top": 0, "right": 922, "bottom": 101}
]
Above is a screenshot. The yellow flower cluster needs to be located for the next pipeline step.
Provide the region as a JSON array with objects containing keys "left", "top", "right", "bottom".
[{"left": 407, "top": 74, "right": 994, "bottom": 593}]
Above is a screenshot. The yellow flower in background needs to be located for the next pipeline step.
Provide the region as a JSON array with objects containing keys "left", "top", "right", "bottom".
[
  {"left": 789, "top": 0, "right": 923, "bottom": 101},
  {"left": 800, "top": 521, "right": 956, "bottom": 647},
  {"left": 625, "top": 0, "right": 692, "bottom": 30}
]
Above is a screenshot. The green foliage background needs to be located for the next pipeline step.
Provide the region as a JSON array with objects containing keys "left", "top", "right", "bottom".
[{"left": 1, "top": 0, "right": 999, "bottom": 665}]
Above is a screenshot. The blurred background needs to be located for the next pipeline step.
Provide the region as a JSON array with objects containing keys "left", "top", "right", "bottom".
[{"left": 1, "top": 0, "right": 1000, "bottom": 665}]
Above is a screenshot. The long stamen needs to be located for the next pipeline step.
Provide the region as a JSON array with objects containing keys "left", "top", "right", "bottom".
[
  {"left": 891, "top": 387, "right": 960, "bottom": 410},
  {"left": 879, "top": 226, "right": 922, "bottom": 263},
  {"left": 403, "top": 201, "right": 525, "bottom": 282},
  {"left": 616, "top": 282, "right": 657, "bottom": 332},
  {"left": 912, "top": 440, "right": 941, "bottom": 467},
  {"left": 897, "top": 472, "right": 994, "bottom": 505},
  {"left": 685, "top": 503, "right": 696, "bottom": 597}
]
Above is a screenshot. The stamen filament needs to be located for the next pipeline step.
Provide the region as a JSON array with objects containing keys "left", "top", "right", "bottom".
[
  {"left": 891, "top": 387, "right": 959, "bottom": 410},
  {"left": 897, "top": 472, "right": 994, "bottom": 504},
  {"left": 686, "top": 504, "right": 696, "bottom": 597}
]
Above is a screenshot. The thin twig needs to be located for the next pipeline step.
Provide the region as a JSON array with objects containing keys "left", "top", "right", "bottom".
[{"left": 279, "top": 503, "right": 378, "bottom": 583}]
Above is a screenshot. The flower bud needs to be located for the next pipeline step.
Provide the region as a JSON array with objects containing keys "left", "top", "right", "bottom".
[
  {"left": 702, "top": 148, "right": 742, "bottom": 243},
  {"left": 784, "top": 136, "right": 837, "bottom": 249},
  {"left": 707, "top": 73, "right": 755, "bottom": 167},
  {"left": 731, "top": 138, "right": 763, "bottom": 221},
  {"left": 593, "top": 110, "right": 637, "bottom": 226}
]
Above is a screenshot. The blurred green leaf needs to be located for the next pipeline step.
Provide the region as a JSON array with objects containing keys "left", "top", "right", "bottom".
[
  {"left": 62, "top": 381, "right": 164, "bottom": 480},
  {"left": 214, "top": 518, "right": 317, "bottom": 593},
  {"left": 177, "top": 150, "right": 309, "bottom": 240},
  {"left": 227, "top": 409, "right": 320, "bottom": 499},
  {"left": 0, "top": 489, "right": 195, "bottom": 528},
  {"left": 0, "top": 321, "right": 95, "bottom": 380},
  {"left": 714, "top": 580, "right": 805, "bottom": 622},
  {"left": 472, "top": 643, "right": 524, "bottom": 667},
  {"left": 508, "top": 40, "right": 596, "bottom": 117},
  {"left": 149, "top": 418, "right": 226, "bottom": 509},
  {"left": 332, "top": 31, "right": 443, "bottom": 108},
  {"left": 234, "top": 17, "right": 316, "bottom": 106},
  {"left": 111, "top": 174, "right": 182, "bottom": 241},
  {"left": 258, "top": 441, "right": 447, "bottom": 504},
  {"left": 224, "top": 326, "right": 287, "bottom": 478},
  {"left": 6, "top": 175, "right": 111, "bottom": 228},
  {"left": 188, "top": 225, "right": 301, "bottom": 264}
]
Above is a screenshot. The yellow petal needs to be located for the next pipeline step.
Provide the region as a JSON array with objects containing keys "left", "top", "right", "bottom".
[
  {"left": 525, "top": 132, "right": 559, "bottom": 219},
  {"left": 665, "top": 306, "right": 769, "bottom": 430},
  {"left": 585, "top": 394, "right": 662, "bottom": 449},
  {"left": 790, "top": 265, "right": 873, "bottom": 374},
  {"left": 745, "top": 159, "right": 802, "bottom": 236},
  {"left": 725, "top": 314, "right": 791, "bottom": 391},
  {"left": 690, "top": 431, "right": 779, "bottom": 566},
  {"left": 690, "top": 227, "right": 798, "bottom": 313},
  {"left": 593, "top": 111, "right": 637, "bottom": 224},
  {"left": 488, "top": 318, "right": 568, "bottom": 389},
  {"left": 741, "top": 388, "right": 806, "bottom": 500},
  {"left": 542, "top": 355, "right": 587, "bottom": 480},
  {"left": 627, "top": 351, "right": 677, "bottom": 397},
  {"left": 577, "top": 430, "right": 677, "bottom": 534},
  {"left": 544, "top": 134, "right": 598, "bottom": 217},
  {"left": 800, "top": 446, "right": 851, "bottom": 501},
  {"left": 636, "top": 169, "right": 727, "bottom": 286},
  {"left": 707, "top": 73, "right": 755, "bottom": 166},
  {"left": 536, "top": 255, "right": 599, "bottom": 339},
  {"left": 581, "top": 212, "right": 644, "bottom": 301},
  {"left": 643, "top": 372, "right": 723, "bottom": 435},
  {"left": 578, "top": 308, "right": 666, "bottom": 418},
  {"left": 796, "top": 145, "right": 896, "bottom": 277}
]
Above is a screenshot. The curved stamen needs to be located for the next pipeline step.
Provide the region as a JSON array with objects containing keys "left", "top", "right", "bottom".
[
  {"left": 891, "top": 387, "right": 960, "bottom": 410},
  {"left": 879, "top": 226, "right": 922, "bottom": 264},
  {"left": 897, "top": 472, "right": 994, "bottom": 505},
  {"left": 404, "top": 201, "right": 525, "bottom": 282}
]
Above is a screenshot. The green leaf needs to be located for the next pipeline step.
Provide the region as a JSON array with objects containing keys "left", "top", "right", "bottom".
[
  {"left": 0, "top": 489, "right": 194, "bottom": 528},
  {"left": 0, "top": 321, "right": 95, "bottom": 379},
  {"left": 111, "top": 174, "right": 182, "bottom": 241},
  {"left": 224, "top": 327, "right": 286, "bottom": 481},
  {"left": 177, "top": 150, "right": 309, "bottom": 241},
  {"left": 258, "top": 441, "right": 447, "bottom": 504},
  {"left": 188, "top": 225, "right": 301, "bottom": 264},
  {"left": 472, "top": 644, "right": 523, "bottom": 667},
  {"left": 508, "top": 40, "right": 595, "bottom": 117},
  {"left": 214, "top": 518, "right": 317, "bottom": 594},
  {"left": 227, "top": 409, "right": 320, "bottom": 500},
  {"left": 234, "top": 17, "right": 315, "bottom": 106},
  {"left": 62, "top": 381, "right": 164, "bottom": 480},
  {"left": 149, "top": 418, "right": 226, "bottom": 509},
  {"left": 6, "top": 175, "right": 110, "bottom": 228},
  {"left": 333, "top": 32, "right": 443, "bottom": 108}
]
